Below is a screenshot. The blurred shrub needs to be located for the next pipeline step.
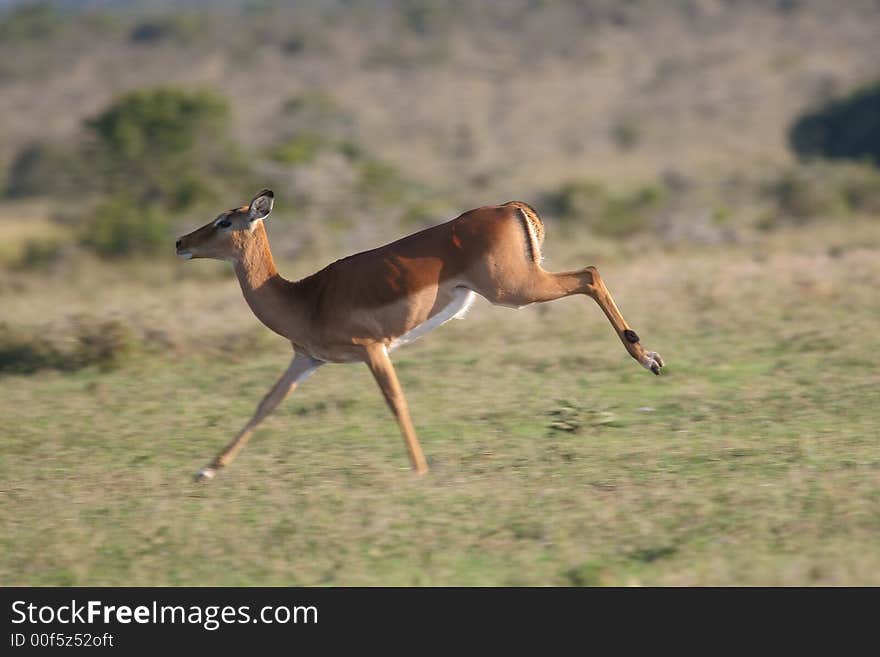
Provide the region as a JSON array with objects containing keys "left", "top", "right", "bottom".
[
  {"left": 600, "top": 186, "right": 666, "bottom": 237},
  {"left": 611, "top": 120, "right": 641, "bottom": 151},
  {"left": 774, "top": 0, "right": 805, "bottom": 14},
  {"left": 5, "top": 141, "right": 84, "bottom": 199},
  {"left": 268, "top": 93, "right": 359, "bottom": 166},
  {"left": 400, "top": 199, "right": 455, "bottom": 229},
  {"left": 562, "top": 561, "right": 605, "bottom": 586},
  {"left": 3, "top": 88, "right": 247, "bottom": 258},
  {"left": 398, "top": 0, "right": 456, "bottom": 36},
  {"left": 364, "top": 40, "right": 451, "bottom": 70},
  {"left": 269, "top": 132, "right": 328, "bottom": 166},
  {"left": 80, "top": 195, "right": 169, "bottom": 257},
  {"left": 128, "top": 15, "right": 202, "bottom": 45},
  {"left": 761, "top": 162, "right": 880, "bottom": 228},
  {"left": 279, "top": 92, "right": 354, "bottom": 143},
  {"left": 279, "top": 29, "right": 331, "bottom": 56},
  {"left": 0, "top": 326, "right": 57, "bottom": 375},
  {"left": 356, "top": 157, "right": 425, "bottom": 207},
  {"left": 0, "top": 3, "right": 61, "bottom": 42},
  {"left": 544, "top": 179, "right": 667, "bottom": 237},
  {"left": 268, "top": 96, "right": 426, "bottom": 214},
  {"left": 546, "top": 180, "right": 606, "bottom": 222},
  {"left": 79, "top": 87, "right": 246, "bottom": 257},
  {"left": 0, "top": 318, "right": 137, "bottom": 375},
  {"left": 73, "top": 317, "right": 137, "bottom": 372},
  {"left": 87, "top": 87, "right": 238, "bottom": 201},
  {"left": 337, "top": 140, "right": 366, "bottom": 161},
  {"left": 12, "top": 238, "right": 66, "bottom": 271},
  {"left": 789, "top": 82, "right": 880, "bottom": 164},
  {"left": 283, "top": 93, "right": 344, "bottom": 117}
]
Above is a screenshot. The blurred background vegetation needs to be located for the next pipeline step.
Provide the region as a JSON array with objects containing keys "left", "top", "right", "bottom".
[
  {"left": 1, "top": 0, "right": 878, "bottom": 269},
  {"left": 1, "top": 1, "right": 879, "bottom": 585}
]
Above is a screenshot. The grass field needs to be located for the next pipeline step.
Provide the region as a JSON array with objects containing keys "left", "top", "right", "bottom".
[{"left": 2, "top": 218, "right": 879, "bottom": 586}]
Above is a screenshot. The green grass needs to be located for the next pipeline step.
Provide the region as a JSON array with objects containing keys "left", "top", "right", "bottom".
[{"left": 2, "top": 224, "right": 880, "bottom": 586}]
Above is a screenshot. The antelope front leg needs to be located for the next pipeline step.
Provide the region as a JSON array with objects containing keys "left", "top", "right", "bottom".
[
  {"left": 195, "top": 351, "right": 322, "bottom": 482},
  {"left": 364, "top": 343, "right": 429, "bottom": 475}
]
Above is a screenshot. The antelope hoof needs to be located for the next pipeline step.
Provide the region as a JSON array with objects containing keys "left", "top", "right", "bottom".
[
  {"left": 195, "top": 466, "right": 217, "bottom": 483},
  {"left": 641, "top": 351, "right": 665, "bottom": 375}
]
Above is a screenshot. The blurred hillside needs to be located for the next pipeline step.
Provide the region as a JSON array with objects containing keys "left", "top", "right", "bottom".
[{"left": 0, "top": 0, "right": 879, "bottom": 259}]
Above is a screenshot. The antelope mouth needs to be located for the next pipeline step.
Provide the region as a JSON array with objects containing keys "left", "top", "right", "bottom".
[{"left": 176, "top": 249, "right": 194, "bottom": 260}]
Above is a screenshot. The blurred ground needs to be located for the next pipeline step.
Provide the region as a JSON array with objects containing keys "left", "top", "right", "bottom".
[{"left": 1, "top": 212, "right": 878, "bottom": 585}]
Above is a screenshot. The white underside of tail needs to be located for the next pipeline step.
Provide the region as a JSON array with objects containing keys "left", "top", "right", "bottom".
[{"left": 389, "top": 287, "right": 476, "bottom": 352}]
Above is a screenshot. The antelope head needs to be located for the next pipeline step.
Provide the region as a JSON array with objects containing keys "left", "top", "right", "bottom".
[{"left": 176, "top": 189, "right": 274, "bottom": 262}]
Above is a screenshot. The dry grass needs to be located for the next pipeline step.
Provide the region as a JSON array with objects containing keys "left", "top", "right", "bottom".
[{"left": 1, "top": 217, "right": 878, "bottom": 585}]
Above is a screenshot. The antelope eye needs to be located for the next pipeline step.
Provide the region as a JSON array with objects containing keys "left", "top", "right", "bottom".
[{"left": 217, "top": 219, "right": 232, "bottom": 229}]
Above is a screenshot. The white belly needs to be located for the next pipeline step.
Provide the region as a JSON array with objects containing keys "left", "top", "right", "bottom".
[{"left": 388, "top": 287, "right": 475, "bottom": 351}]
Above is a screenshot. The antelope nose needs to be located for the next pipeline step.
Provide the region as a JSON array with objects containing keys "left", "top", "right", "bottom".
[{"left": 175, "top": 240, "right": 182, "bottom": 250}]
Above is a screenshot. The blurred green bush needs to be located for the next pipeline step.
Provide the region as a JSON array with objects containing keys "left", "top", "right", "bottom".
[
  {"left": 789, "top": 82, "right": 880, "bottom": 164},
  {"left": 87, "top": 87, "right": 238, "bottom": 200},
  {"left": 0, "top": 3, "right": 61, "bottom": 42},
  {"left": 80, "top": 195, "right": 169, "bottom": 257},
  {"left": 543, "top": 179, "right": 667, "bottom": 237},
  {"left": 4, "top": 141, "right": 84, "bottom": 198},
  {"left": 128, "top": 14, "right": 202, "bottom": 45},
  {"left": 12, "top": 238, "right": 66, "bottom": 272},
  {"left": 760, "top": 162, "right": 880, "bottom": 228},
  {"left": 77, "top": 87, "right": 247, "bottom": 256},
  {"left": 0, "top": 317, "right": 137, "bottom": 375},
  {"left": 269, "top": 133, "right": 329, "bottom": 166}
]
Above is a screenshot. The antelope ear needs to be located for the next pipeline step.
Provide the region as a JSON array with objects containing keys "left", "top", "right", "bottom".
[{"left": 248, "top": 189, "right": 274, "bottom": 221}]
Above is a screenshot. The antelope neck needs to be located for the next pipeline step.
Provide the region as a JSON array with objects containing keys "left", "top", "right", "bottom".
[
  {"left": 231, "top": 224, "right": 302, "bottom": 340},
  {"left": 233, "top": 225, "right": 280, "bottom": 291}
]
